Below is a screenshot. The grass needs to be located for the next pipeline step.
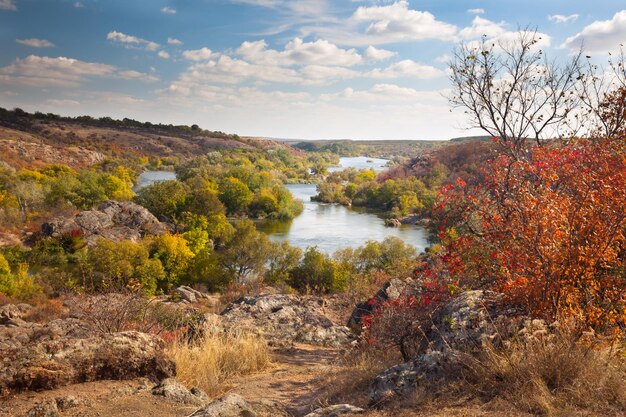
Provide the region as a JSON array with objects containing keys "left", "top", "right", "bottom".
[
  {"left": 464, "top": 328, "right": 626, "bottom": 416},
  {"left": 167, "top": 316, "right": 271, "bottom": 397}
]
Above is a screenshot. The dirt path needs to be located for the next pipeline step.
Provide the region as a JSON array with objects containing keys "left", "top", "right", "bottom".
[{"left": 228, "top": 344, "right": 341, "bottom": 416}]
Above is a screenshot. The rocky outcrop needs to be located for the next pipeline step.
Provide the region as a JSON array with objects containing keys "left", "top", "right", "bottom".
[
  {"left": 0, "top": 304, "right": 175, "bottom": 396},
  {"left": 41, "top": 200, "right": 169, "bottom": 245},
  {"left": 348, "top": 277, "right": 421, "bottom": 332},
  {"left": 304, "top": 404, "right": 365, "bottom": 417},
  {"left": 220, "top": 294, "right": 353, "bottom": 347},
  {"left": 367, "top": 290, "right": 532, "bottom": 405},
  {"left": 189, "top": 393, "right": 257, "bottom": 417},
  {"left": 152, "top": 378, "right": 208, "bottom": 405}
]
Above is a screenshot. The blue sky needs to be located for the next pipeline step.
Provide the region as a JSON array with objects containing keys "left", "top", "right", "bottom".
[{"left": 1, "top": 0, "right": 626, "bottom": 140}]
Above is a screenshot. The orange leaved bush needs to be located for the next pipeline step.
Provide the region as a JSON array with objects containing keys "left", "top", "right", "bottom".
[{"left": 435, "top": 138, "right": 626, "bottom": 332}]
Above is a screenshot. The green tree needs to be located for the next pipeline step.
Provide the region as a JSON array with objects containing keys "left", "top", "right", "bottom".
[
  {"left": 219, "top": 177, "right": 253, "bottom": 214},
  {"left": 264, "top": 241, "right": 302, "bottom": 285},
  {"left": 218, "top": 220, "right": 271, "bottom": 283},
  {"left": 289, "top": 246, "right": 337, "bottom": 293}
]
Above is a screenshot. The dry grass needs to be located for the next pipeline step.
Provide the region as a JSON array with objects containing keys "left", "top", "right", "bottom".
[
  {"left": 464, "top": 328, "right": 626, "bottom": 416},
  {"left": 168, "top": 317, "right": 271, "bottom": 397}
]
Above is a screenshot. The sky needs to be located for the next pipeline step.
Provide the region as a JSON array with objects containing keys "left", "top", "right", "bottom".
[{"left": 1, "top": 1, "right": 626, "bottom": 140}]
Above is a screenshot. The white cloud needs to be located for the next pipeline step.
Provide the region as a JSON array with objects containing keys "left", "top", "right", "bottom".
[
  {"left": 47, "top": 99, "right": 80, "bottom": 106},
  {"left": 435, "top": 54, "right": 450, "bottom": 64},
  {"left": 161, "top": 6, "right": 176, "bottom": 14},
  {"left": 107, "top": 31, "right": 160, "bottom": 52},
  {"left": 0, "top": 0, "right": 16, "bottom": 11},
  {"left": 73, "top": 2, "right": 84, "bottom": 8},
  {"left": 182, "top": 47, "right": 216, "bottom": 61},
  {"left": 562, "top": 11, "right": 626, "bottom": 52},
  {"left": 368, "top": 60, "right": 443, "bottom": 79},
  {"left": 117, "top": 70, "right": 159, "bottom": 82},
  {"left": 177, "top": 55, "right": 301, "bottom": 85},
  {"left": 363, "top": 45, "right": 396, "bottom": 61},
  {"left": 168, "top": 37, "right": 182, "bottom": 45},
  {"left": 548, "top": 14, "right": 579, "bottom": 24},
  {"left": 0, "top": 55, "right": 158, "bottom": 87},
  {"left": 320, "top": 83, "right": 444, "bottom": 103},
  {"left": 237, "top": 38, "right": 362, "bottom": 67},
  {"left": 351, "top": 0, "right": 457, "bottom": 44},
  {"left": 158, "top": 50, "right": 170, "bottom": 59},
  {"left": 16, "top": 38, "right": 55, "bottom": 48},
  {"left": 459, "top": 16, "right": 506, "bottom": 39},
  {"left": 467, "top": 8, "right": 485, "bottom": 15}
]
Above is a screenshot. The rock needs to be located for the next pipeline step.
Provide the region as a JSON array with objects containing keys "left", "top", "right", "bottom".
[
  {"left": 26, "top": 400, "right": 59, "bottom": 417},
  {"left": 174, "top": 286, "right": 209, "bottom": 303},
  {"left": 304, "top": 404, "right": 365, "bottom": 417},
  {"left": 385, "top": 218, "right": 401, "bottom": 227},
  {"left": 0, "top": 321, "right": 175, "bottom": 396},
  {"left": 41, "top": 200, "right": 169, "bottom": 245},
  {"left": 220, "top": 294, "right": 352, "bottom": 347},
  {"left": 152, "top": 378, "right": 208, "bottom": 405},
  {"left": 348, "top": 278, "right": 421, "bottom": 332},
  {"left": 366, "top": 290, "right": 531, "bottom": 405},
  {"left": 189, "top": 393, "right": 257, "bottom": 417},
  {"left": 55, "top": 395, "right": 81, "bottom": 411}
]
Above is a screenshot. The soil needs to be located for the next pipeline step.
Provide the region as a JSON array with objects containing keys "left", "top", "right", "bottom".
[{"left": 0, "top": 343, "right": 537, "bottom": 417}]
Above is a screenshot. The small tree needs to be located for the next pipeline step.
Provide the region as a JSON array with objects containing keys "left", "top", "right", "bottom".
[{"left": 289, "top": 246, "right": 336, "bottom": 293}]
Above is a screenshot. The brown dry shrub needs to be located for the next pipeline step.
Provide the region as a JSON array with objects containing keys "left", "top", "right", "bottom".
[
  {"left": 463, "top": 326, "right": 626, "bottom": 416},
  {"left": 23, "top": 297, "right": 68, "bottom": 323},
  {"left": 67, "top": 293, "right": 198, "bottom": 336},
  {"left": 168, "top": 316, "right": 271, "bottom": 397}
]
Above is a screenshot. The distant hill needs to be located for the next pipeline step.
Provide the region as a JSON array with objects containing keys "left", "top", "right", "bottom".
[{"left": 0, "top": 108, "right": 300, "bottom": 169}]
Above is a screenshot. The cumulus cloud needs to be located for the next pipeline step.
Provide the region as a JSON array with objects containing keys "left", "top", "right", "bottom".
[
  {"left": 158, "top": 50, "right": 170, "bottom": 59},
  {"left": 351, "top": 0, "right": 458, "bottom": 43},
  {"left": 459, "top": 16, "right": 506, "bottom": 39},
  {"left": 0, "top": 0, "right": 16, "bottom": 11},
  {"left": 364, "top": 45, "right": 396, "bottom": 61},
  {"left": 467, "top": 8, "right": 485, "bottom": 15},
  {"left": 0, "top": 55, "right": 157, "bottom": 87},
  {"left": 161, "top": 7, "right": 176, "bottom": 14},
  {"left": 47, "top": 99, "right": 80, "bottom": 106},
  {"left": 548, "top": 14, "right": 579, "bottom": 24},
  {"left": 237, "top": 38, "right": 362, "bottom": 67},
  {"left": 16, "top": 38, "right": 55, "bottom": 48},
  {"left": 368, "top": 60, "right": 443, "bottom": 79},
  {"left": 182, "top": 47, "right": 216, "bottom": 61},
  {"left": 107, "top": 31, "right": 160, "bottom": 51},
  {"left": 73, "top": 2, "right": 84, "bottom": 8},
  {"left": 168, "top": 37, "right": 182, "bottom": 45},
  {"left": 562, "top": 11, "right": 626, "bottom": 52}
]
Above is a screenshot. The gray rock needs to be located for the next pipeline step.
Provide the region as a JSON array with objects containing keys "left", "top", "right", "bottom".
[
  {"left": 55, "top": 395, "right": 81, "bottom": 411},
  {"left": 41, "top": 200, "right": 169, "bottom": 245},
  {"left": 152, "top": 378, "right": 208, "bottom": 405},
  {"left": 220, "top": 294, "right": 352, "bottom": 347},
  {"left": 26, "top": 400, "right": 59, "bottom": 417},
  {"left": 189, "top": 393, "right": 257, "bottom": 417},
  {"left": 304, "top": 404, "right": 365, "bottom": 417}
]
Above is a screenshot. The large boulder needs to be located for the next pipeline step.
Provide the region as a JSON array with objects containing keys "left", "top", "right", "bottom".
[
  {"left": 220, "top": 294, "right": 353, "bottom": 347},
  {"left": 366, "top": 290, "right": 535, "bottom": 405},
  {"left": 41, "top": 200, "right": 169, "bottom": 245},
  {"left": 0, "top": 308, "right": 175, "bottom": 396},
  {"left": 189, "top": 393, "right": 257, "bottom": 417}
]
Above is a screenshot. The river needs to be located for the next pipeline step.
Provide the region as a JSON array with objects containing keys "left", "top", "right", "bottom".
[{"left": 136, "top": 157, "right": 429, "bottom": 254}]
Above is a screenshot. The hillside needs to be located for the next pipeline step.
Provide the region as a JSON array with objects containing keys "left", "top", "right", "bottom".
[{"left": 0, "top": 108, "right": 301, "bottom": 169}]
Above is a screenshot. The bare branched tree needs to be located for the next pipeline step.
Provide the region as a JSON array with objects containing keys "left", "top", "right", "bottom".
[
  {"left": 578, "top": 46, "right": 626, "bottom": 138},
  {"left": 449, "top": 30, "right": 583, "bottom": 159}
]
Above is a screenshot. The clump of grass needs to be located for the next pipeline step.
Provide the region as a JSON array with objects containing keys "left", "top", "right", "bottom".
[
  {"left": 465, "top": 327, "right": 626, "bottom": 416},
  {"left": 168, "top": 318, "right": 271, "bottom": 397}
]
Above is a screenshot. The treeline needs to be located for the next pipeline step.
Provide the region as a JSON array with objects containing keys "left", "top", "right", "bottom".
[{"left": 0, "top": 107, "right": 240, "bottom": 141}]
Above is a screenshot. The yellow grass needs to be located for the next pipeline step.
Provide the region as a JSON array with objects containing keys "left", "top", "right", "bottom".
[{"left": 167, "top": 319, "right": 271, "bottom": 397}]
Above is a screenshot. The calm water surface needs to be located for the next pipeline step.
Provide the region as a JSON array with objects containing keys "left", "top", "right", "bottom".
[
  {"left": 257, "top": 183, "right": 429, "bottom": 254},
  {"left": 134, "top": 170, "right": 176, "bottom": 191},
  {"left": 328, "top": 156, "right": 390, "bottom": 173}
]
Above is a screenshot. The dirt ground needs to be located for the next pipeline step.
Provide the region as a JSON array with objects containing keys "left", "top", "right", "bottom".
[{"left": 0, "top": 343, "right": 544, "bottom": 417}]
